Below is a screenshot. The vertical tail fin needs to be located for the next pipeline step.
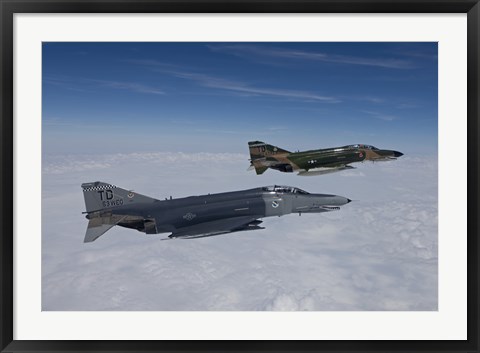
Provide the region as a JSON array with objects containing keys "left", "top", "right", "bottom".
[
  {"left": 81, "top": 181, "right": 157, "bottom": 213},
  {"left": 248, "top": 141, "right": 290, "bottom": 175},
  {"left": 81, "top": 181, "right": 157, "bottom": 242},
  {"left": 248, "top": 141, "right": 290, "bottom": 160}
]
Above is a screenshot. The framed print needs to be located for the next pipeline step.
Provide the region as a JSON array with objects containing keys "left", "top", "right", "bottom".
[{"left": 1, "top": 1, "right": 479, "bottom": 352}]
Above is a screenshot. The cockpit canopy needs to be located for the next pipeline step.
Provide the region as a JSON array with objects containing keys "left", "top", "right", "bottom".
[
  {"left": 262, "top": 185, "right": 309, "bottom": 194},
  {"left": 349, "top": 144, "right": 379, "bottom": 150}
]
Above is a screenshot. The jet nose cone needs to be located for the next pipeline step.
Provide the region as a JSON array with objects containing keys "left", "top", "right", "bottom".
[{"left": 393, "top": 151, "right": 403, "bottom": 158}]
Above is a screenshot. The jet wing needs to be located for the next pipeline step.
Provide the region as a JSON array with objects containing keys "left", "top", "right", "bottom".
[
  {"left": 169, "top": 216, "right": 263, "bottom": 239},
  {"left": 296, "top": 165, "right": 355, "bottom": 176}
]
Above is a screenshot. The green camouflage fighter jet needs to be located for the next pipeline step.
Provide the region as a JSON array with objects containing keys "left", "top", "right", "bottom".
[{"left": 248, "top": 141, "right": 403, "bottom": 176}]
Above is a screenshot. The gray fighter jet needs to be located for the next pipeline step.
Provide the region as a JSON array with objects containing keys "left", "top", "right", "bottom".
[{"left": 81, "top": 182, "right": 351, "bottom": 242}]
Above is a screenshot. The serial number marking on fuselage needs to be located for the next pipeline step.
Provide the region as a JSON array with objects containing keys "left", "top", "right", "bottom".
[{"left": 102, "top": 199, "right": 124, "bottom": 207}]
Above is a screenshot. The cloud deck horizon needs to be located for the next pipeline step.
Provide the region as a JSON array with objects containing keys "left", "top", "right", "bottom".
[{"left": 42, "top": 152, "right": 437, "bottom": 311}]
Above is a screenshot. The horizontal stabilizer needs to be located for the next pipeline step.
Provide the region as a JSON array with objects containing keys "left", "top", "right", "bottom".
[
  {"left": 84, "top": 222, "right": 115, "bottom": 243},
  {"left": 249, "top": 158, "right": 283, "bottom": 175},
  {"left": 84, "top": 215, "right": 127, "bottom": 243},
  {"left": 255, "top": 166, "right": 268, "bottom": 175}
]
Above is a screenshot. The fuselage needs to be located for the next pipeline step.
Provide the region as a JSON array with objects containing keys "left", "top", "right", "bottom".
[
  {"left": 282, "top": 144, "right": 402, "bottom": 170},
  {"left": 248, "top": 141, "right": 403, "bottom": 175},
  {"left": 111, "top": 186, "right": 350, "bottom": 235}
]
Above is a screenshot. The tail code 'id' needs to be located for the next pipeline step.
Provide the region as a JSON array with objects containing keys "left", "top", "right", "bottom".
[{"left": 81, "top": 181, "right": 156, "bottom": 213}]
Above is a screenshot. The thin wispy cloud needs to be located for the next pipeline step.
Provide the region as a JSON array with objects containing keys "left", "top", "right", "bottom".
[
  {"left": 44, "top": 75, "right": 164, "bottom": 95},
  {"left": 392, "top": 49, "right": 438, "bottom": 60},
  {"left": 359, "top": 96, "right": 385, "bottom": 104},
  {"left": 362, "top": 110, "right": 398, "bottom": 121},
  {"left": 43, "top": 117, "right": 83, "bottom": 128},
  {"left": 208, "top": 45, "right": 415, "bottom": 69},
  {"left": 174, "top": 71, "right": 339, "bottom": 102},
  {"left": 92, "top": 79, "right": 165, "bottom": 95},
  {"left": 131, "top": 60, "right": 339, "bottom": 103},
  {"left": 396, "top": 102, "right": 419, "bottom": 109},
  {"left": 44, "top": 76, "right": 88, "bottom": 92},
  {"left": 347, "top": 95, "right": 386, "bottom": 104},
  {"left": 43, "top": 117, "right": 134, "bottom": 130},
  {"left": 194, "top": 128, "right": 239, "bottom": 134},
  {"left": 267, "top": 126, "right": 288, "bottom": 132}
]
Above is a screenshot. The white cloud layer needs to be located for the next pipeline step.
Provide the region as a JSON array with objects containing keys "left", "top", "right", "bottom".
[{"left": 42, "top": 152, "right": 437, "bottom": 311}]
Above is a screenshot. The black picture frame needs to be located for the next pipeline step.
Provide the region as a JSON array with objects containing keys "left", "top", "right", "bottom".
[{"left": 1, "top": 1, "right": 478, "bottom": 352}]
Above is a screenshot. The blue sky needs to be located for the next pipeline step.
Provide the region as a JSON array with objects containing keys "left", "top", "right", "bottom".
[{"left": 42, "top": 42, "right": 437, "bottom": 155}]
